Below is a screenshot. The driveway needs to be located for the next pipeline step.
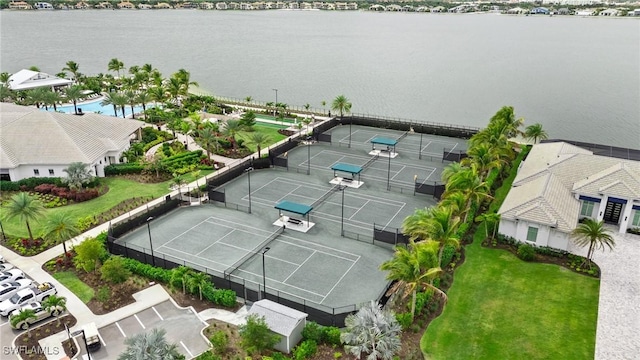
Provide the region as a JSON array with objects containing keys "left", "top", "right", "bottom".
[{"left": 571, "top": 230, "right": 640, "bottom": 359}]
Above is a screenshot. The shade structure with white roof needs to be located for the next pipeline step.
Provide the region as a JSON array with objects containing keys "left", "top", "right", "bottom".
[
  {"left": 247, "top": 299, "right": 308, "bottom": 353},
  {"left": 7, "top": 69, "right": 72, "bottom": 91}
]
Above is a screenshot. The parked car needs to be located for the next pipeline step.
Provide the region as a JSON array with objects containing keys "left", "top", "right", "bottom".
[
  {"left": 9, "top": 301, "right": 65, "bottom": 330},
  {"left": 83, "top": 322, "right": 102, "bottom": 352},
  {"left": 0, "top": 282, "right": 57, "bottom": 316},
  {"left": 0, "top": 279, "right": 33, "bottom": 302},
  {"left": 0, "top": 263, "right": 14, "bottom": 272},
  {"left": 0, "top": 269, "right": 25, "bottom": 285}
]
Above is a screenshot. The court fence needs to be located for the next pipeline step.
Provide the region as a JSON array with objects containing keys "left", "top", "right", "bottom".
[
  {"left": 105, "top": 236, "right": 370, "bottom": 327},
  {"left": 108, "top": 196, "right": 182, "bottom": 239},
  {"left": 344, "top": 114, "right": 479, "bottom": 139},
  {"left": 415, "top": 181, "right": 446, "bottom": 200},
  {"left": 373, "top": 224, "right": 410, "bottom": 246},
  {"left": 443, "top": 148, "right": 469, "bottom": 162}
]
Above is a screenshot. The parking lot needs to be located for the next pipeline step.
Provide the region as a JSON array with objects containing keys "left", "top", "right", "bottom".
[{"left": 89, "top": 300, "right": 210, "bottom": 359}]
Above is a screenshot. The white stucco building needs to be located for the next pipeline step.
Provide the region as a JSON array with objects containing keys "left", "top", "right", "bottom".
[
  {"left": 498, "top": 142, "right": 640, "bottom": 251},
  {"left": 7, "top": 69, "right": 72, "bottom": 91},
  {"left": 0, "top": 103, "right": 143, "bottom": 182},
  {"left": 247, "top": 300, "right": 307, "bottom": 354}
]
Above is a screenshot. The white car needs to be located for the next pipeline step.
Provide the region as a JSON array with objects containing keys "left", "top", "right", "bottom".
[
  {"left": 9, "top": 301, "right": 65, "bottom": 330},
  {"left": 0, "top": 263, "right": 14, "bottom": 272},
  {"left": 0, "top": 270, "right": 24, "bottom": 285},
  {"left": 0, "top": 279, "right": 33, "bottom": 302}
]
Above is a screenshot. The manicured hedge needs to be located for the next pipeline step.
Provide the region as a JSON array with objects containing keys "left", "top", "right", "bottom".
[
  {"left": 104, "top": 163, "right": 145, "bottom": 176},
  {"left": 0, "top": 177, "right": 64, "bottom": 191}
]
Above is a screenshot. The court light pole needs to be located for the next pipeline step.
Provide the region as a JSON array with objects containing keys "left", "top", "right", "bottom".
[
  {"left": 339, "top": 185, "right": 347, "bottom": 236},
  {"left": 245, "top": 167, "right": 254, "bottom": 213},
  {"left": 307, "top": 142, "right": 311, "bottom": 175},
  {"left": 146, "top": 216, "right": 155, "bottom": 266},
  {"left": 261, "top": 247, "right": 271, "bottom": 299},
  {"left": 272, "top": 88, "right": 278, "bottom": 117},
  {"left": 387, "top": 146, "right": 392, "bottom": 191}
]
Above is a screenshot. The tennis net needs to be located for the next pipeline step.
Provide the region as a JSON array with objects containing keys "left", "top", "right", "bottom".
[
  {"left": 311, "top": 184, "right": 340, "bottom": 208},
  {"left": 397, "top": 130, "right": 410, "bottom": 141},
  {"left": 361, "top": 153, "right": 379, "bottom": 170},
  {"left": 224, "top": 226, "right": 284, "bottom": 279}
]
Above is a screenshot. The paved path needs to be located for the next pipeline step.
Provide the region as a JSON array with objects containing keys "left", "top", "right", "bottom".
[{"left": 569, "top": 229, "right": 640, "bottom": 360}]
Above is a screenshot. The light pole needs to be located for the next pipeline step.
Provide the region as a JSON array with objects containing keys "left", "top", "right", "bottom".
[
  {"left": 307, "top": 142, "right": 311, "bottom": 175},
  {"left": 245, "top": 167, "right": 254, "bottom": 213},
  {"left": 348, "top": 117, "right": 352, "bottom": 148},
  {"left": 261, "top": 247, "right": 270, "bottom": 299},
  {"left": 71, "top": 329, "right": 91, "bottom": 360},
  {"left": 339, "top": 185, "right": 347, "bottom": 236},
  {"left": 146, "top": 217, "right": 155, "bottom": 266},
  {"left": 387, "top": 146, "right": 392, "bottom": 191},
  {"left": 272, "top": 88, "right": 278, "bottom": 117}
]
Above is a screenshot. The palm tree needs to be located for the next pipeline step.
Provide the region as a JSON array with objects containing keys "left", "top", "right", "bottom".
[
  {"left": 42, "top": 294, "right": 66, "bottom": 325},
  {"left": 570, "top": 219, "right": 615, "bottom": 267},
  {"left": 223, "top": 119, "right": 242, "bottom": 151},
  {"left": 197, "top": 127, "right": 217, "bottom": 158},
  {"left": 118, "top": 328, "right": 182, "bottom": 360},
  {"left": 62, "top": 61, "right": 81, "bottom": 84},
  {"left": 64, "top": 85, "right": 85, "bottom": 115},
  {"left": 42, "top": 90, "right": 62, "bottom": 111},
  {"left": 425, "top": 206, "right": 461, "bottom": 264},
  {"left": 331, "top": 94, "right": 352, "bottom": 120},
  {"left": 488, "top": 105, "right": 524, "bottom": 139},
  {"left": 148, "top": 86, "right": 166, "bottom": 107},
  {"left": 440, "top": 162, "right": 465, "bottom": 183},
  {"left": 101, "top": 91, "right": 121, "bottom": 116},
  {"left": 0, "top": 85, "right": 13, "bottom": 102},
  {"left": 0, "top": 72, "right": 11, "bottom": 86},
  {"left": 445, "top": 166, "right": 492, "bottom": 218},
  {"left": 247, "top": 133, "right": 271, "bottom": 157},
  {"left": 439, "top": 191, "right": 468, "bottom": 220},
  {"left": 124, "top": 90, "right": 138, "bottom": 119},
  {"left": 136, "top": 91, "right": 152, "bottom": 115},
  {"left": 172, "top": 175, "right": 187, "bottom": 202},
  {"left": 524, "top": 123, "right": 549, "bottom": 144},
  {"left": 25, "top": 87, "right": 48, "bottom": 108},
  {"left": 10, "top": 308, "right": 37, "bottom": 335},
  {"left": 340, "top": 300, "right": 402, "bottom": 359},
  {"left": 62, "top": 162, "right": 93, "bottom": 190},
  {"left": 43, "top": 212, "right": 80, "bottom": 258},
  {"left": 187, "top": 272, "right": 210, "bottom": 301},
  {"left": 462, "top": 143, "right": 502, "bottom": 180},
  {"left": 3, "top": 192, "right": 45, "bottom": 241},
  {"left": 475, "top": 212, "right": 501, "bottom": 240},
  {"left": 108, "top": 58, "right": 125, "bottom": 78},
  {"left": 170, "top": 266, "right": 194, "bottom": 294},
  {"left": 380, "top": 241, "right": 444, "bottom": 320},
  {"left": 244, "top": 96, "right": 252, "bottom": 103}
]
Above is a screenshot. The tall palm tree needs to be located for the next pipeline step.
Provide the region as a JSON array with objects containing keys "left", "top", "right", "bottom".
[
  {"left": 223, "top": 119, "right": 242, "bottom": 151},
  {"left": 136, "top": 90, "right": 152, "bottom": 115},
  {"left": 3, "top": 193, "right": 45, "bottom": 241},
  {"left": 380, "top": 240, "right": 444, "bottom": 320},
  {"left": 488, "top": 105, "right": 524, "bottom": 139},
  {"left": 172, "top": 175, "right": 187, "bottom": 202},
  {"left": 445, "top": 166, "right": 491, "bottom": 218},
  {"left": 108, "top": 58, "right": 125, "bottom": 78},
  {"left": 170, "top": 266, "right": 194, "bottom": 294},
  {"left": 187, "top": 272, "right": 210, "bottom": 301},
  {"left": 439, "top": 190, "right": 468, "bottom": 220},
  {"left": 124, "top": 90, "right": 138, "bottom": 119},
  {"left": 10, "top": 308, "right": 37, "bottom": 335},
  {"left": 42, "top": 90, "right": 62, "bottom": 111},
  {"left": 331, "top": 94, "right": 352, "bottom": 120},
  {"left": 197, "top": 127, "right": 217, "bottom": 158},
  {"left": 64, "top": 85, "right": 85, "bottom": 115},
  {"left": 475, "top": 212, "right": 501, "bottom": 240},
  {"left": 247, "top": 132, "right": 270, "bottom": 157},
  {"left": 42, "top": 294, "right": 67, "bottom": 325},
  {"left": 148, "top": 86, "right": 166, "bottom": 107},
  {"left": 341, "top": 301, "right": 402, "bottom": 360},
  {"left": 62, "top": 61, "right": 81, "bottom": 84},
  {"left": 101, "top": 91, "right": 120, "bottom": 116},
  {"left": 462, "top": 143, "right": 502, "bottom": 180},
  {"left": 570, "top": 219, "right": 615, "bottom": 267},
  {"left": 118, "top": 328, "right": 182, "bottom": 360},
  {"left": 524, "top": 123, "right": 549, "bottom": 144},
  {"left": 25, "top": 87, "right": 48, "bottom": 108},
  {"left": 425, "top": 206, "right": 461, "bottom": 265},
  {"left": 440, "top": 162, "right": 465, "bottom": 183},
  {"left": 42, "top": 212, "right": 80, "bottom": 258}
]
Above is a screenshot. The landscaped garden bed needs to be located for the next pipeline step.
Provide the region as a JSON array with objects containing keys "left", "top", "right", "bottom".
[{"left": 14, "top": 314, "right": 77, "bottom": 360}]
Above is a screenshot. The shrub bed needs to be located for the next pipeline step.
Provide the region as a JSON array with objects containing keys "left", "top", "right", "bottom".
[{"left": 104, "top": 163, "right": 145, "bottom": 175}]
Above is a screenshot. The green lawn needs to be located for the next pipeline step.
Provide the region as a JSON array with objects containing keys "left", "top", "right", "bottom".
[
  {"left": 2, "top": 177, "right": 174, "bottom": 238},
  {"left": 52, "top": 271, "right": 94, "bottom": 303},
  {"left": 237, "top": 124, "right": 287, "bottom": 153}
]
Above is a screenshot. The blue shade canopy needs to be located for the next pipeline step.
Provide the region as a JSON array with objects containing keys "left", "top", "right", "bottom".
[
  {"left": 331, "top": 163, "right": 363, "bottom": 175},
  {"left": 275, "top": 201, "right": 313, "bottom": 216},
  {"left": 371, "top": 137, "right": 398, "bottom": 146}
]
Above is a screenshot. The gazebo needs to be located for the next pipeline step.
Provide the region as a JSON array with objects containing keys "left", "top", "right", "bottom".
[
  {"left": 369, "top": 137, "right": 399, "bottom": 158},
  {"left": 274, "top": 201, "right": 314, "bottom": 233},
  {"left": 329, "top": 163, "right": 364, "bottom": 188}
]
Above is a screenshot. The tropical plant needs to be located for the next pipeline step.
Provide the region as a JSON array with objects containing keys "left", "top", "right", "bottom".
[
  {"left": 41, "top": 89, "right": 62, "bottom": 111},
  {"left": 422, "top": 206, "right": 461, "bottom": 264},
  {"left": 10, "top": 308, "right": 37, "bottom": 335},
  {"left": 102, "top": 91, "right": 128, "bottom": 117},
  {"left": 108, "top": 58, "right": 125, "bottom": 78},
  {"left": 187, "top": 271, "right": 210, "bottom": 301},
  {"left": 64, "top": 85, "right": 85, "bottom": 115},
  {"left": 340, "top": 301, "right": 402, "bottom": 360},
  {"left": 0, "top": 72, "right": 11, "bottom": 86},
  {"left": 247, "top": 132, "right": 271, "bottom": 157},
  {"left": 223, "top": 119, "right": 242, "bottom": 151},
  {"left": 331, "top": 95, "right": 352, "bottom": 120},
  {"left": 169, "top": 266, "right": 194, "bottom": 294},
  {"left": 240, "top": 110, "right": 257, "bottom": 129},
  {"left": 524, "top": 123, "right": 549, "bottom": 144},
  {"left": 475, "top": 212, "right": 501, "bottom": 240},
  {"left": 42, "top": 294, "right": 67, "bottom": 325},
  {"left": 570, "top": 218, "right": 615, "bottom": 267},
  {"left": 239, "top": 314, "right": 280, "bottom": 355},
  {"left": 136, "top": 91, "right": 152, "bottom": 114},
  {"left": 172, "top": 175, "right": 187, "bottom": 201},
  {"left": 118, "top": 327, "right": 184, "bottom": 360},
  {"left": 0, "top": 85, "right": 12, "bottom": 102},
  {"left": 101, "top": 256, "right": 132, "bottom": 284},
  {"left": 42, "top": 212, "right": 80, "bottom": 258},
  {"left": 24, "top": 87, "right": 48, "bottom": 108},
  {"left": 244, "top": 96, "right": 252, "bottom": 103},
  {"left": 62, "top": 60, "right": 81, "bottom": 83},
  {"left": 73, "top": 237, "right": 107, "bottom": 273},
  {"left": 3, "top": 192, "right": 45, "bottom": 241},
  {"left": 197, "top": 127, "right": 217, "bottom": 158},
  {"left": 380, "top": 241, "right": 445, "bottom": 320},
  {"left": 62, "top": 162, "right": 93, "bottom": 190}
]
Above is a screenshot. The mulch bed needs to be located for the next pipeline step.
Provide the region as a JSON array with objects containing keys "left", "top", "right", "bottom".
[
  {"left": 14, "top": 314, "right": 77, "bottom": 360},
  {"left": 116, "top": 173, "right": 172, "bottom": 183},
  {"left": 161, "top": 284, "right": 242, "bottom": 313},
  {"left": 80, "top": 272, "right": 149, "bottom": 315}
]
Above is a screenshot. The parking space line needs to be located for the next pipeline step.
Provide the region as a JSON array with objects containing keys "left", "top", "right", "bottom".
[
  {"left": 115, "top": 322, "right": 127, "bottom": 338},
  {"left": 191, "top": 308, "right": 208, "bottom": 326},
  {"left": 180, "top": 341, "right": 194, "bottom": 358},
  {"left": 98, "top": 332, "right": 107, "bottom": 346},
  {"left": 134, "top": 314, "right": 146, "bottom": 329},
  {"left": 152, "top": 306, "right": 164, "bottom": 321}
]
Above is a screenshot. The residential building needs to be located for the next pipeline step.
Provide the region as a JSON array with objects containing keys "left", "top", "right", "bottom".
[
  {"left": 94, "top": 2, "right": 113, "bottom": 9},
  {"left": 7, "top": 69, "right": 72, "bottom": 92},
  {"left": 138, "top": 3, "right": 153, "bottom": 9},
  {"left": 155, "top": 3, "right": 173, "bottom": 9},
  {"left": 498, "top": 142, "right": 640, "bottom": 251},
  {"left": 531, "top": 7, "right": 550, "bottom": 14},
  {"left": 75, "top": 1, "right": 90, "bottom": 9},
  {"left": 34, "top": 2, "right": 54, "bottom": 9},
  {"left": 200, "top": 2, "right": 215, "bottom": 10},
  {"left": 8, "top": 1, "right": 31, "bottom": 10},
  {"left": 599, "top": 8, "right": 619, "bottom": 16},
  {"left": 117, "top": 2, "right": 135, "bottom": 9},
  {"left": 0, "top": 103, "right": 144, "bottom": 181},
  {"left": 216, "top": 2, "right": 229, "bottom": 10}
]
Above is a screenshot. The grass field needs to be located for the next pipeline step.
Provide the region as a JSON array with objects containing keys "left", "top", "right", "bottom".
[
  {"left": 1, "top": 177, "right": 179, "bottom": 238},
  {"left": 52, "top": 271, "right": 94, "bottom": 303},
  {"left": 237, "top": 124, "right": 287, "bottom": 153}
]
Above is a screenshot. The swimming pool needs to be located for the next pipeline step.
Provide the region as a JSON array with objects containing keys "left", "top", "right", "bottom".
[{"left": 48, "top": 97, "right": 146, "bottom": 117}]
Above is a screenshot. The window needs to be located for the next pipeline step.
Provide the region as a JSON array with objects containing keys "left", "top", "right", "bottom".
[
  {"left": 526, "top": 226, "right": 538, "bottom": 243},
  {"left": 633, "top": 211, "right": 640, "bottom": 227},
  {"left": 33, "top": 169, "right": 39, "bottom": 176},
  {"left": 48, "top": 169, "right": 54, "bottom": 176},
  {"left": 580, "top": 201, "right": 595, "bottom": 217}
]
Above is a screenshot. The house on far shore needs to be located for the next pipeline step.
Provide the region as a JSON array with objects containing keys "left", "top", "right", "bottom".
[
  {"left": 0, "top": 103, "right": 144, "bottom": 181},
  {"left": 530, "top": 7, "right": 550, "bottom": 14},
  {"left": 8, "top": 1, "right": 32, "bottom": 10},
  {"left": 557, "top": 8, "right": 571, "bottom": 15},
  {"left": 94, "top": 2, "right": 113, "bottom": 9},
  {"left": 117, "top": 1, "right": 135, "bottom": 9},
  {"left": 246, "top": 300, "right": 308, "bottom": 354},
  {"left": 498, "top": 142, "right": 640, "bottom": 252},
  {"left": 155, "top": 2, "right": 173, "bottom": 9},
  {"left": 7, "top": 69, "right": 72, "bottom": 92},
  {"left": 599, "top": 8, "right": 619, "bottom": 16},
  {"left": 575, "top": 9, "right": 596, "bottom": 16}
]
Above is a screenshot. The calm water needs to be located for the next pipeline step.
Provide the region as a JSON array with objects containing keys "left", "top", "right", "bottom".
[{"left": 1, "top": 10, "right": 638, "bottom": 148}]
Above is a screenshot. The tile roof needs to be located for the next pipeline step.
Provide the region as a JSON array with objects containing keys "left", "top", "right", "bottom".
[
  {"left": 0, "top": 103, "right": 143, "bottom": 168},
  {"left": 7, "top": 69, "right": 72, "bottom": 91},
  {"left": 248, "top": 300, "right": 307, "bottom": 337}
]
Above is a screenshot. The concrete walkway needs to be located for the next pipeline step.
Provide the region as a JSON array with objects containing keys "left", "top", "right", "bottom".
[{"left": 568, "top": 229, "right": 640, "bottom": 360}]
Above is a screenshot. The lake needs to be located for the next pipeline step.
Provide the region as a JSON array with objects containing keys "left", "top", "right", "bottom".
[{"left": 1, "top": 10, "right": 638, "bottom": 148}]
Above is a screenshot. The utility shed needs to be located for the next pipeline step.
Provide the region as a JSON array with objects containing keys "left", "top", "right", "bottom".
[{"left": 248, "top": 299, "right": 308, "bottom": 353}]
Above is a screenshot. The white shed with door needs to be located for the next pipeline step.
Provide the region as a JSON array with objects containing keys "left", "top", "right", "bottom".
[{"left": 247, "top": 300, "right": 308, "bottom": 353}]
